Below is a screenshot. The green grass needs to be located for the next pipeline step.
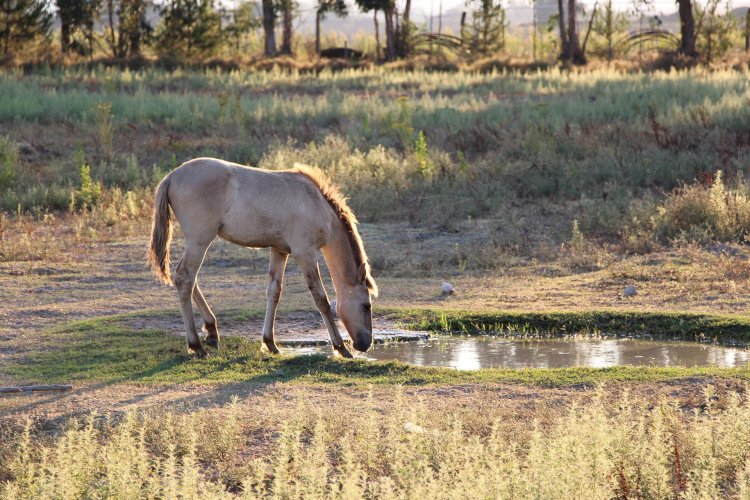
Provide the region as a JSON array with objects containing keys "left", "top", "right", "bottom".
[
  {"left": 389, "top": 307, "right": 750, "bottom": 344},
  {"left": 7, "top": 308, "right": 750, "bottom": 388},
  {"left": 2, "top": 66, "right": 750, "bottom": 243}
]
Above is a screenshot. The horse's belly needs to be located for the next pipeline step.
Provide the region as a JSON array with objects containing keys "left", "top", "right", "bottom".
[{"left": 218, "top": 223, "right": 290, "bottom": 253}]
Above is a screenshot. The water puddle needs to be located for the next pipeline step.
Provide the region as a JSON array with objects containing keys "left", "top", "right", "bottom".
[{"left": 290, "top": 336, "right": 750, "bottom": 370}]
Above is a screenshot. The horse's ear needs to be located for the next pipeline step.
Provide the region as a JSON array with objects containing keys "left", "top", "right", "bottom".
[{"left": 357, "top": 263, "right": 367, "bottom": 284}]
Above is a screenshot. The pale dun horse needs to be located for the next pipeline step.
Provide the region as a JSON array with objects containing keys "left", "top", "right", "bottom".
[{"left": 148, "top": 158, "right": 378, "bottom": 358}]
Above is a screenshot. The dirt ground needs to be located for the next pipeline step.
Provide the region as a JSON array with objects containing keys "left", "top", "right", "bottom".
[
  {"left": 1, "top": 371, "right": 745, "bottom": 434},
  {"left": 2, "top": 219, "right": 750, "bottom": 422},
  {"left": 2, "top": 222, "right": 750, "bottom": 344}
]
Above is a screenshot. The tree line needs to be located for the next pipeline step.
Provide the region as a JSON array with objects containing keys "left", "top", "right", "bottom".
[{"left": 1, "top": 0, "right": 749, "bottom": 64}]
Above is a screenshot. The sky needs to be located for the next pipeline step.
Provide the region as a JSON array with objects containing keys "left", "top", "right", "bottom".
[
  {"left": 285, "top": 0, "right": 750, "bottom": 33},
  {"left": 303, "top": 0, "right": 750, "bottom": 16},
  {"left": 404, "top": 0, "right": 750, "bottom": 12},
  {"left": 287, "top": 0, "right": 750, "bottom": 25}
]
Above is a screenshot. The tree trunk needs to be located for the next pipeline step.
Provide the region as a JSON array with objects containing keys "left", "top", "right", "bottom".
[
  {"left": 129, "top": 7, "right": 143, "bottom": 56},
  {"left": 315, "top": 11, "right": 321, "bottom": 55},
  {"left": 1, "top": 0, "right": 7, "bottom": 56},
  {"left": 744, "top": 7, "right": 749, "bottom": 52},
  {"left": 107, "top": 0, "right": 118, "bottom": 57},
  {"left": 61, "top": 20, "right": 70, "bottom": 54},
  {"left": 393, "top": 10, "right": 400, "bottom": 55},
  {"left": 262, "top": 0, "right": 276, "bottom": 56},
  {"left": 281, "top": 0, "right": 293, "bottom": 55},
  {"left": 399, "top": 0, "right": 411, "bottom": 58},
  {"left": 579, "top": 1, "right": 597, "bottom": 62},
  {"left": 567, "top": 0, "right": 585, "bottom": 64},
  {"left": 677, "top": 0, "right": 698, "bottom": 57},
  {"left": 557, "top": 0, "right": 569, "bottom": 60},
  {"left": 373, "top": 10, "right": 380, "bottom": 60},
  {"left": 86, "top": 19, "right": 94, "bottom": 61},
  {"left": 383, "top": 4, "right": 396, "bottom": 60}
]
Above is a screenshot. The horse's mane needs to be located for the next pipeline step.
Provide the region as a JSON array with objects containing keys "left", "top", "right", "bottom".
[{"left": 292, "top": 164, "right": 378, "bottom": 296}]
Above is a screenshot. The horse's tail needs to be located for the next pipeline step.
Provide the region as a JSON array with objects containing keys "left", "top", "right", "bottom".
[{"left": 148, "top": 174, "right": 174, "bottom": 285}]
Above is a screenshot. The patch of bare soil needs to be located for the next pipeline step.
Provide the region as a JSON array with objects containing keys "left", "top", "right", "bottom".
[{"left": 3, "top": 226, "right": 750, "bottom": 361}]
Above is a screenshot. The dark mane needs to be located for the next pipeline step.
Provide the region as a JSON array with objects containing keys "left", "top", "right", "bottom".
[{"left": 292, "top": 165, "right": 378, "bottom": 296}]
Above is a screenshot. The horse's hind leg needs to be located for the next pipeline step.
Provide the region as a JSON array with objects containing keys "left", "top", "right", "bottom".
[
  {"left": 193, "top": 284, "right": 219, "bottom": 349},
  {"left": 261, "top": 248, "right": 288, "bottom": 354},
  {"left": 174, "top": 239, "right": 212, "bottom": 358}
]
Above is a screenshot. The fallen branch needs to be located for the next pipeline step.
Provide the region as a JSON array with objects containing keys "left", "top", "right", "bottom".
[{"left": 0, "top": 385, "right": 72, "bottom": 394}]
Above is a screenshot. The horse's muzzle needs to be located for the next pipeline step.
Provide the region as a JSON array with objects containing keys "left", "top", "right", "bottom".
[{"left": 353, "top": 335, "right": 372, "bottom": 353}]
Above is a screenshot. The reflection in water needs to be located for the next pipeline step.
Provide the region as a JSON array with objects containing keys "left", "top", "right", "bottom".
[{"left": 357, "top": 338, "right": 750, "bottom": 370}]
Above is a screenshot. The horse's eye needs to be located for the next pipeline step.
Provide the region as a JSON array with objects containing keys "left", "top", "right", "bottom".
[{"left": 363, "top": 304, "right": 371, "bottom": 312}]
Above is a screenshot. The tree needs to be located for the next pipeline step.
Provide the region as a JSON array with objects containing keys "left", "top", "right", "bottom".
[
  {"left": 554, "top": 0, "right": 596, "bottom": 64},
  {"left": 56, "top": 0, "right": 101, "bottom": 55},
  {"left": 279, "top": 0, "right": 294, "bottom": 54},
  {"left": 261, "top": 0, "right": 275, "bottom": 56},
  {"left": 223, "top": 0, "right": 259, "bottom": 54},
  {"left": 397, "top": 0, "right": 411, "bottom": 57},
  {"left": 356, "top": 0, "right": 395, "bottom": 60},
  {"left": 591, "top": 0, "right": 628, "bottom": 61},
  {"left": 461, "top": 0, "right": 508, "bottom": 56},
  {"left": 0, "top": 0, "right": 53, "bottom": 55},
  {"left": 103, "top": 0, "right": 151, "bottom": 57},
  {"left": 676, "top": 0, "right": 698, "bottom": 56},
  {"left": 153, "top": 0, "right": 221, "bottom": 58},
  {"left": 694, "top": 0, "right": 736, "bottom": 61},
  {"left": 315, "top": 0, "right": 346, "bottom": 55}
]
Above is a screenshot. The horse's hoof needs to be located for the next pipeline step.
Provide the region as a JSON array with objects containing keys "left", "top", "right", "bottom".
[
  {"left": 263, "top": 342, "right": 280, "bottom": 355},
  {"left": 203, "top": 324, "right": 219, "bottom": 349},
  {"left": 189, "top": 346, "right": 209, "bottom": 358},
  {"left": 334, "top": 345, "right": 354, "bottom": 358}
]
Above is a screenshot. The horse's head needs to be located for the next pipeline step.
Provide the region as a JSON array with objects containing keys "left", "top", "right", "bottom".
[{"left": 338, "top": 263, "right": 377, "bottom": 352}]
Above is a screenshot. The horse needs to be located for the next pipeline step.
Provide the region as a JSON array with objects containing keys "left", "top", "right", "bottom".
[{"left": 147, "top": 158, "right": 378, "bottom": 358}]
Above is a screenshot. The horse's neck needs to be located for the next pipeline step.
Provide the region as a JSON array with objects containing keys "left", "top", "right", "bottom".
[{"left": 321, "top": 220, "right": 358, "bottom": 296}]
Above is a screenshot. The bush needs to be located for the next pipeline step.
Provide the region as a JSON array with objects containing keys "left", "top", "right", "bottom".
[
  {"left": 626, "top": 171, "right": 750, "bottom": 247},
  {"left": 0, "top": 135, "right": 18, "bottom": 190}
]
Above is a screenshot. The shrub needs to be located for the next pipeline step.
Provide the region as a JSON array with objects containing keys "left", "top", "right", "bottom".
[
  {"left": 0, "top": 135, "right": 18, "bottom": 190},
  {"left": 627, "top": 171, "right": 750, "bottom": 246},
  {"left": 70, "top": 163, "right": 102, "bottom": 211}
]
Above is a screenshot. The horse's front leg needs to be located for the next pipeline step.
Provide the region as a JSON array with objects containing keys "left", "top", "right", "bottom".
[
  {"left": 262, "top": 248, "right": 288, "bottom": 354},
  {"left": 295, "top": 254, "right": 353, "bottom": 358}
]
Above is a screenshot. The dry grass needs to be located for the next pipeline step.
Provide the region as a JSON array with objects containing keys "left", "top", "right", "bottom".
[
  {"left": 3, "top": 384, "right": 750, "bottom": 498},
  {"left": 626, "top": 172, "right": 750, "bottom": 250}
]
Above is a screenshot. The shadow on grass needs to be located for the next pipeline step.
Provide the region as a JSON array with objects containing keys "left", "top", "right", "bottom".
[{"left": 3, "top": 311, "right": 431, "bottom": 388}]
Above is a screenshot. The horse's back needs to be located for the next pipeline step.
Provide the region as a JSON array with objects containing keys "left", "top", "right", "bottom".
[
  {"left": 167, "top": 158, "right": 237, "bottom": 242},
  {"left": 168, "top": 158, "right": 331, "bottom": 252}
]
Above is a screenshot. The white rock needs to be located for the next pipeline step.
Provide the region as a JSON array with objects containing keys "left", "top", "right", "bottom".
[
  {"left": 441, "top": 282, "right": 454, "bottom": 295},
  {"left": 404, "top": 422, "right": 425, "bottom": 434},
  {"left": 623, "top": 285, "right": 637, "bottom": 297}
]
